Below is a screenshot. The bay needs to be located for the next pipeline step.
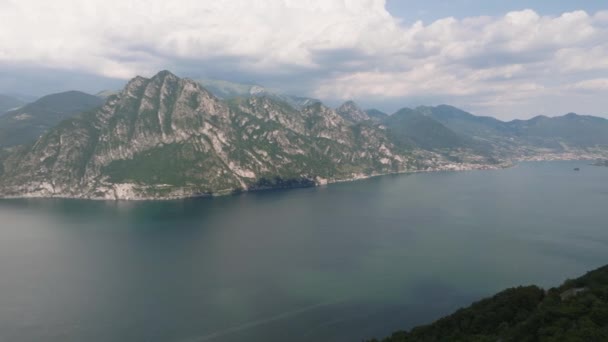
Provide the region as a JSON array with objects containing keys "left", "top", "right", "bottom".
[{"left": 1, "top": 160, "right": 607, "bottom": 341}]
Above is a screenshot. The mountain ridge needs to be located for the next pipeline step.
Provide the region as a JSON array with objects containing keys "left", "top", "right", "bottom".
[
  {"left": 336, "top": 100, "right": 371, "bottom": 122},
  {"left": 408, "top": 104, "right": 608, "bottom": 157},
  {"left": 0, "top": 70, "right": 606, "bottom": 200},
  {"left": 197, "top": 78, "right": 321, "bottom": 110},
  {"left": 0, "top": 91, "right": 104, "bottom": 147},
  {"left": 2, "top": 71, "right": 472, "bottom": 200}
]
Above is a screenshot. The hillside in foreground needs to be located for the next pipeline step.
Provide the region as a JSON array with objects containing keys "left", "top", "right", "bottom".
[{"left": 370, "top": 265, "right": 608, "bottom": 342}]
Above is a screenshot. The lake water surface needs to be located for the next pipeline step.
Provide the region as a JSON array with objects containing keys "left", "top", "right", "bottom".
[{"left": 1, "top": 160, "right": 607, "bottom": 341}]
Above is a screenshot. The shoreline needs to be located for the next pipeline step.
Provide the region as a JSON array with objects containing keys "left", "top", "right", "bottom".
[{"left": 0, "top": 156, "right": 590, "bottom": 202}]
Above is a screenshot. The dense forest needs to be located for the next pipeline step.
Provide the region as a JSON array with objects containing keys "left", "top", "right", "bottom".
[{"left": 370, "top": 265, "right": 608, "bottom": 342}]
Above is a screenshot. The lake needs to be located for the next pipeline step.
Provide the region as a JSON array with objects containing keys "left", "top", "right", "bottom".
[{"left": 1, "top": 160, "right": 607, "bottom": 341}]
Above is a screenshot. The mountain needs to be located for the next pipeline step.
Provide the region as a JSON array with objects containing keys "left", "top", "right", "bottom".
[
  {"left": 197, "top": 79, "right": 320, "bottom": 109},
  {"left": 424, "top": 105, "right": 608, "bottom": 153},
  {"left": 366, "top": 109, "right": 388, "bottom": 121},
  {"left": 507, "top": 113, "right": 608, "bottom": 149},
  {"left": 371, "top": 264, "right": 608, "bottom": 341},
  {"left": 3, "top": 71, "right": 484, "bottom": 200},
  {"left": 336, "top": 101, "right": 370, "bottom": 122},
  {"left": 196, "top": 79, "right": 259, "bottom": 99},
  {"left": 382, "top": 108, "right": 490, "bottom": 158},
  {"left": 421, "top": 105, "right": 513, "bottom": 139},
  {"left": 0, "top": 94, "right": 26, "bottom": 115},
  {"left": 1, "top": 70, "right": 606, "bottom": 200},
  {"left": 0, "top": 91, "right": 104, "bottom": 147}
]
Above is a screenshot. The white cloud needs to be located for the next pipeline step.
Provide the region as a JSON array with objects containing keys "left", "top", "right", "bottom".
[
  {"left": 0, "top": 0, "right": 607, "bottom": 118},
  {"left": 0, "top": 0, "right": 398, "bottom": 76},
  {"left": 555, "top": 46, "right": 608, "bottom": 72},
  {"left": 570, "top": 79, "right": 608, "bottom": 91},
  {"left": 311, "top": 7, "right": 608, "bottom": 117}
]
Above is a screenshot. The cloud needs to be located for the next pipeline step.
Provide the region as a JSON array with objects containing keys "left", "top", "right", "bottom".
[
  {"left": 570, "top": 79, "right": 608, "bottom": 91},
  {"left": 311, "top": 8, "right": 608, "bottom": 117},
  {"left": 0, "top": 0, "right": 398, "bottom": 76},
  {"left": 0, "top": 0, "right": 607, "bottom": 119}
]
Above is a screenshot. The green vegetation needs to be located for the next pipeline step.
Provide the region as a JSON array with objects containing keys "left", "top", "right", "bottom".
[
  {"left": 422, "top": 105, "right": 608, "bottom": 150},
  {"left": 0, "top": 91, "right": 103, "bottom": 147},
  {"left": 370, "top": 265, "right": 608, "bottom": 342},
  {"left": 102, "top": 141, "right": 234, "bottom": 190},
  {"left": 383, "top": 108, "right": 481, "bottom": 152}
]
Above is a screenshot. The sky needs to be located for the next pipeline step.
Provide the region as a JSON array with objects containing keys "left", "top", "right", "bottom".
[{"left": 0, "top": 0, "right": 607, "bottom": 120}]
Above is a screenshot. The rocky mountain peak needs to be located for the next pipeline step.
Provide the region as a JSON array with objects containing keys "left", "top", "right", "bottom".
[
  {"left": 336, "top": 100, "right": 370, "bottom": 123},
  {"left": 153, "top": 69, "right": 178, "bottom": 80},
  {"left": 124, "top": 76, "right": 149, "bottom": 96},
  {"left": 340, "top": 100, "right": 358, "bottom": 108}
]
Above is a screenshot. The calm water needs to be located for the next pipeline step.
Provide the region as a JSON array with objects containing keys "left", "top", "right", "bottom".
[{"left": 1, "top": 160, "right": 607, "bottom": 342}]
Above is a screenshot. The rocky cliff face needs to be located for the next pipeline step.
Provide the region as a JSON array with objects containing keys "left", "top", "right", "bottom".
[{"left": 1, "top": 71, "right": 470, "bottom": 200}]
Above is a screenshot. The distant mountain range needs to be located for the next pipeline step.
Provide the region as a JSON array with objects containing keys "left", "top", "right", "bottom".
[
  {"left": 0, "top": 91, "right": 103, "bottom": 147},
  {"left": 365, "top": 109, "right": 388, "bottom": 121},
  {"left": 197, "top": 79, "right": 321, "bottom": 109},
  {"left": 0, "top": 70, "right": 606, "bottom": 200},
  {"left": 420, "top": 105, "right": 608, "bottom": 155}
]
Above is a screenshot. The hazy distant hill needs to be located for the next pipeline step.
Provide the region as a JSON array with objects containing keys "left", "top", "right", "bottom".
[
  {"left": 196, "top": 79, "right": 261, "bottom": 99},
  {"left": 0, "top": 94, "right": 26, "bottom": 115},
  {"left": 197, "top": 79, "right": 320, "bottom": 109},
  {"left": 336, "top": 101, "right": 371, "bottom": 122},
  {"left": 371, "top": 264, "right": 608, "bottom": 341},
  {"left": 508, "top": 113, "right": 608, "bottom": 149},
  {"left": 383, "top": 107, "right": 487, "bottom": 153},
  {"left": 365, "top": 109, "right": 388, "bottom": 121},
  {"left": 423, "top": 105, "right": 608, "bottom": 151},
  {"left": 0, "top": 91, "right": 103, "bottom": 147},
  {"left": 420, "top": 105, "right": 514, "bottom": 139},
  {"left": 95, "top": 89, "right": 118, "bottom": 99}
]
